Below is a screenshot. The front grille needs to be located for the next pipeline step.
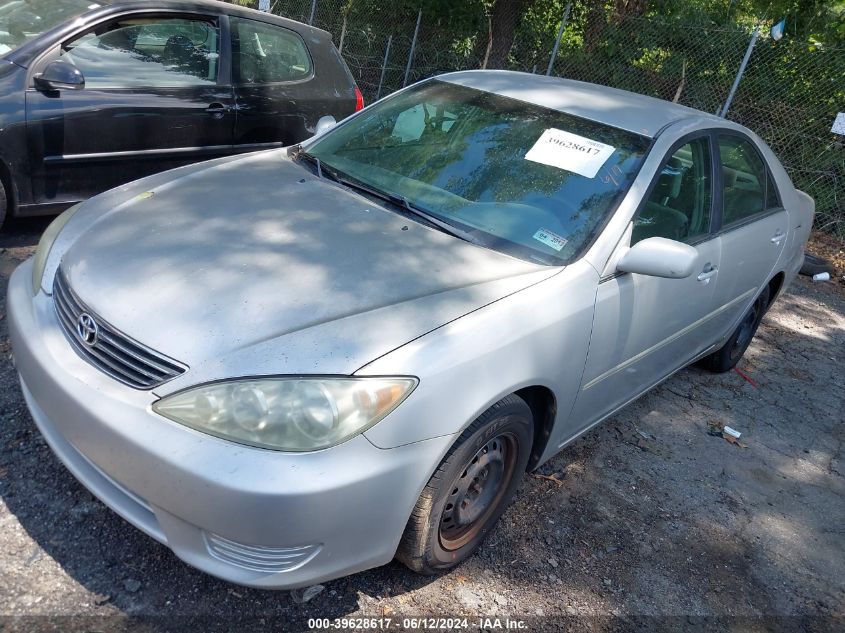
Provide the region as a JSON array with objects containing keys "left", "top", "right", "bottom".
[
  {"left": 205, "top": 533, "right": 321, "bottom": 573},
  {"left": 53, "top": 268, "right": 186, "bottom": 390}
]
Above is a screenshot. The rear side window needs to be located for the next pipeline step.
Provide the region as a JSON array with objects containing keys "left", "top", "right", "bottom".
[
  {"left": 61, "top": 17, "right": 220, "bottom": 88},
  {"left": 633, "top": 137, "right": 712, "bottom": 245},
  {"left": 231, "top": 18, "right": 311, "bottom": 84},
  {"left": 719, "top": 135, "right": 780, "bottom": 227}
]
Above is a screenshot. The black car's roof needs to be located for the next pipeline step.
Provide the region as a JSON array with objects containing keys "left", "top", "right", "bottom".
[{"left": 99, "top": 0, "right": 330, "bottom": 37}]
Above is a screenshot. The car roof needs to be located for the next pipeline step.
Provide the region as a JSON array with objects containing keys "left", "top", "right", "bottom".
[
  {"left": 98, "top": 0, "right": 331, "bottom": 38},
  {"left": 437, "top": 70, "right": 725, "bottom": 138}
]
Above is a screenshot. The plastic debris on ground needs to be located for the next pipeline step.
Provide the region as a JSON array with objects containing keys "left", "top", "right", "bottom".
[{"left": 707, "top": 420, "right": 748, "bottom": 448}]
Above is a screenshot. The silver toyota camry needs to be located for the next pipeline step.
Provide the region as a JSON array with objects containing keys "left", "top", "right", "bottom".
[{"left": 8, "top": 71, "right": 812, "bottom": 589}]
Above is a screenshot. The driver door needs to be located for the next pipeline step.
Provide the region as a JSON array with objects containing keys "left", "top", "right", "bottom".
[
  {"left": 25, "top": 13, "right": 235, "bottom": 208},
  {"left": 567, "top": 133, "right": 724, "bottom": 436}
]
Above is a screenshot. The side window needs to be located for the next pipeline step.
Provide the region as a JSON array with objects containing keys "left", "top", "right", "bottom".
[
  {"left": 719, "top": 135, "right": 777, "bottom": 227},
  {"left": 231, "top": 18, "right": 311, "bottom": 84},
  {"left": 61, "top": 17, "right": 220, "bottom": 88},
  {"left": 633, "top": 137, "right": 712, "bottom": 245}
]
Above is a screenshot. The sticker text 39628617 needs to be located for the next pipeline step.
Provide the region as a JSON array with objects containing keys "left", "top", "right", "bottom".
[{"left": 524, "top": 128, "right": 616, "bottom": 179}]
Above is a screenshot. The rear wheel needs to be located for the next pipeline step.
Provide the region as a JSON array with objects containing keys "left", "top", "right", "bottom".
[
  {"left": 699, "top": 286, "right": 770, "bottom": 373},
  {"left": 396, "top": 395, "right": 533, "bottom": 574}
]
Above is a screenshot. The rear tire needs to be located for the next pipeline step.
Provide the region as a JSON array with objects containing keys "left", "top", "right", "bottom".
[
  {"left": 699, "top": 286, "right": 770, "bottom": 373},
  {"left": 395, "top": 395, "right": 533, "bottom": 575},
  {"left": 800, "top": 253, "right": 832, "bottom": 277}
]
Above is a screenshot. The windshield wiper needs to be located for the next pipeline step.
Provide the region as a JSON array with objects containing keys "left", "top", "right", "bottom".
[
  {"left": 288, "top": 145, "right": 482, "bottom": 247},
  {"left": 288, "top": 144, "right": 327, "bottom": 179},
  {"left": 383, "top": 192, "right": 484, "bottom": 247},
  {"left": 336, "top": 177, "right": 482, "bottom": 246}
]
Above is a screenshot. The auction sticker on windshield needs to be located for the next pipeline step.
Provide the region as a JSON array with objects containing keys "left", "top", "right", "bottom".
[{"left": 525, "top": 128, "right": 616, "bottom": 178}]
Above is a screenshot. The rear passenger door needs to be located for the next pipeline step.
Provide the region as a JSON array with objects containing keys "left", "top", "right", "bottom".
[
  {"left": 230, "top": 17, "right": 352, "bottom": 149},
  {"left": 709, "top": 132, "right": 789, "bottom": 336}
]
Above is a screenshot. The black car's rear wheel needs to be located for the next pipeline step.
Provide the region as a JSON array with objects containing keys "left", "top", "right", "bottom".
[
  {"left": 699, "top": 285, "right": 770, "bottom": 373},
  {"left": 396, "top": 395, "right": 532, "bottom": 574}
]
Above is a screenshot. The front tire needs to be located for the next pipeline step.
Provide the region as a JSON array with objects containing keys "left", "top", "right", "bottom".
[
  {"left": 700, "top": 285, "right": 770, "bottom": 373},
  {"left": 396, "top": 395, "right": 533, "bottom": 575}
]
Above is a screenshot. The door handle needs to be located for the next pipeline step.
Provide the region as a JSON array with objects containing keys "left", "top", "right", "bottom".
[
  {"left": 697, "top": 264, "right": 718, "bottom": 283},
  {"left": 771, "top": 231, "right": 786, "bottom": 244},
  {"left": 206, "top": 103, "right": 230, "bottom": 117}
]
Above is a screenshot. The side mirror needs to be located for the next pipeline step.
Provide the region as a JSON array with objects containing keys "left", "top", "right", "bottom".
[
  {"left": 34, "top": 60, "right": 85, "bottom": 93},
  {"left": 616, "top": 237, "right": 698, "bottom": 279},
  {"left": 314, "top": 115, "right": 337, "bottom": 136}
]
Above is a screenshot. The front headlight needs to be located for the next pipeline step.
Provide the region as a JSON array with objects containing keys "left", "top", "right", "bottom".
[
  {"left": 31, "top": 203, "right": 82, "bottom": 295},
  {"left": 152, "top": 376, "right": 417, "bottom": 451}
]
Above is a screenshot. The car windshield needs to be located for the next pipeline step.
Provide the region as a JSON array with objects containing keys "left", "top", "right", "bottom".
[
  {"left": 0, "top": 0, "right": 99, "bottom": 56},
  {"left": 306, "top": 80, "right": 650, "bottom": 265}
]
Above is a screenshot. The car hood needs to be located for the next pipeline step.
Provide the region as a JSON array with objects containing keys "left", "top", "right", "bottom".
[{"left": 60, "top": 151, "right": 558, "bottom": 385}]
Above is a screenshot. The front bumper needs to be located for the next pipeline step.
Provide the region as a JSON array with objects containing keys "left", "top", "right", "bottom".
[{"left": 7, "top": 260, "right": 452, "bottom": 589}]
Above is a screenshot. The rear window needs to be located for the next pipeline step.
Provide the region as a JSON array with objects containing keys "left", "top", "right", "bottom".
[{"left": 231, "top": 17, "right": 311, "bottom": 84}]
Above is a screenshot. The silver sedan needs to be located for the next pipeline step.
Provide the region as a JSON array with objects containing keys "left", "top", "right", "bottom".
[{"left": 7, "top": 70, "right": 812, "bottom": 588}]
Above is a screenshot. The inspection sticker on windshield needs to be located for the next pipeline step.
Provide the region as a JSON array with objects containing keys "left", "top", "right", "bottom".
[
  {"left": 525, "top": 128, "right": 616, "bottom": 178},
  {"left": 533, "top": 228, "right": 568, "bottom": 251}
]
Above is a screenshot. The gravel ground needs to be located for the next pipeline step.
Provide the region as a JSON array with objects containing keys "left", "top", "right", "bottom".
[{"left": 1, "top": 217, "right": 843, "bottom": 632}]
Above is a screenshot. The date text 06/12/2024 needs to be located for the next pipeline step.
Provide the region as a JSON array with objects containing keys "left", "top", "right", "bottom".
[{"left": 307, "top": 617, "right": 529, "bottom": 630}]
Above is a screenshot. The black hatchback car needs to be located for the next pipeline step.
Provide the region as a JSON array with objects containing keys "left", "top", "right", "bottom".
[{"left": 0, "top": 0, "right": 362, "bottom": 227}]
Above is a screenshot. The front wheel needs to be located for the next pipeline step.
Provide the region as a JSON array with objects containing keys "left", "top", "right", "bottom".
[
  {"left": 395, "top": 395, "right": 533, "bottom": 574},
  {"left": 699, "top": 285, "right": 770, "bottom": 373}
]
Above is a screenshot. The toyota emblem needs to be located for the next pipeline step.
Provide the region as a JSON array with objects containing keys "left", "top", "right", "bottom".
[{"left": 76, "top": 313, "right": 99, "bottom": 347}]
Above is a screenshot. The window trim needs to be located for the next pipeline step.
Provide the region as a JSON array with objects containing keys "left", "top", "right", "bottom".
[
  {"left": 27, "top": 10, "right": 226, "bottom": 89},
  {"left": 713, "top": 129, "right": 784, "bottom": 234},
  {"left": 229, "top": 16, "right": 314, "bottom": 87},
  {"left": 629, "top": 129, "right": 720, "bottom": 248}
]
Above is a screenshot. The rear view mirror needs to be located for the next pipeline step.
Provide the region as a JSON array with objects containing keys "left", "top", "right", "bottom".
[
  {"left": 34, "top": 60, "right": 85, "bottom": 93},
  {"left": 314, "top": 115, "right": 337, "bottom": 136},
  {"left": 616, "top": 237, "right": 698, "bottom": 279}
]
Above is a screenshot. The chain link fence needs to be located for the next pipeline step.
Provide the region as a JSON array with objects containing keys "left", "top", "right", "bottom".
[{"left": 229, "top": 0, "right": 845, "bottom": 238}]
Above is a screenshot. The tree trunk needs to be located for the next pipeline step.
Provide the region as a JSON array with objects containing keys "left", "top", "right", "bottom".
[
  {"left": 583, "top": 0, "right": 607, "bottom": 54},
  {"left": 475, "top": 0, "right": 528, "bottom": 69}
]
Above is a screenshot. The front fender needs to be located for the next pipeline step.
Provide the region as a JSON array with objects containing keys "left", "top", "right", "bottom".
[{"left": 359, "top": 260, "right": 599, "bottom": 450}]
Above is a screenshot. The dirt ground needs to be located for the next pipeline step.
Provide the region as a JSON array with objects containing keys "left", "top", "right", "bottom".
[{"left": 1, "top": 217, "right": 843, "bottom": 633}]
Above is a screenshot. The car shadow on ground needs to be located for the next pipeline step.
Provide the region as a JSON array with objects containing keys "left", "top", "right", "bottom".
[{"left": 0, "top": 216, "right": 52, "bottom": 249}]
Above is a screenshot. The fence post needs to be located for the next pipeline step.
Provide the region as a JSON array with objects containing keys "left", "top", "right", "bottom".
[
  {"left": 308, "top": 0, "right": 317, "bottom": 25},
  {"left": 546, "top": 2, "right": 571, "bottom": 76},
  {"left": 403, "top": 9, "right": 422, "bottom": 88},
  {"left": 718, "top": 25, "right": 759, "bottom": 118},
  {"left": 377, "top": 34, "right": 393, "bottom": 100},
  {"left": 338, "top": 14, "right": 347, "bottom": 54}
]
